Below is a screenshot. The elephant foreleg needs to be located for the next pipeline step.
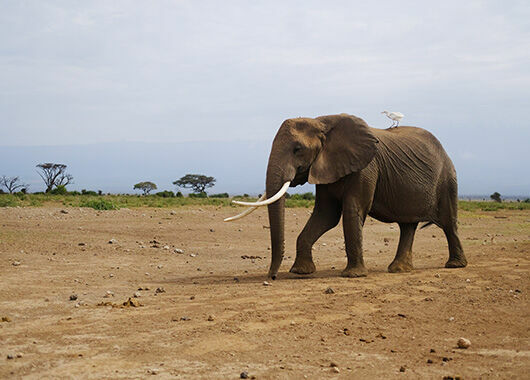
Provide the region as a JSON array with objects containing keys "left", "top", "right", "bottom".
[
  {"left": 290, "top": 189, "right": 342, "bottom": 275},
  {"left": 388, "top": 222, "right": 418, "bottom": 273},
  {"left": 341, "top": 204, "right": 368, "bottom": 277}
]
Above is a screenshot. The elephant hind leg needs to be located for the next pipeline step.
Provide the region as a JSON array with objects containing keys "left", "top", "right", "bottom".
[
  {"left": 443, "top": 222, "right": 467, "bottom": 268},
  {"left": 388, "top": 222, "right": 418, "bottom": 273}
]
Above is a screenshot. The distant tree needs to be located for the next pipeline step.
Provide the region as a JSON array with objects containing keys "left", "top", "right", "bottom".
[
  {"left": 134, "top": 181, "right": 157, "bottom": 195},
  {"left": 36, "top": 163, "right": 73, "bottom": 192},
  {"left": 173, "top": 174, "right": 216, "bottom": 194},
  {"left": 0, "top": 176, "right": 28, "bottom": 194},
  {"left": 490, "top": 192, "right": 502, "bottom": 203}
]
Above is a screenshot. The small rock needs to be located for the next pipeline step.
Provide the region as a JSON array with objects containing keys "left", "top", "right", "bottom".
[
  {"left": 6, "top": 354, "right": 14, "bottom": 360},
  {"left": 1, "top": 316, "right": 12, "bottom": 322},
  {"left": 427, "top": 359, "right": 433, "bottom": 364},
  {"left": 397, "top": 313, "right": 406, "bottom": 318},
  {"left": 60, "top": 209, "right": 69, "bottom": 214},
  {"left": 104, "top": 290, "right": 114, "bottom": 298},
  {"left": 331, "top": 366, "right": 340, "bottom": 373},
  {"left": 449, "top": 316, "right": 455, "bottom": 322},
  {"left": 16, "top": 353, "right": 22, "bottom": 358},
  {"left": 78, "top": 242, "right": 86, "bottom": 246},
  {"left": 457, "top": 337, "right": 471, "bottom": 349},
  {"left": 434, "top": 273, "right": 441, "bottom": 278},
  {"left": 133, "top": 292, "right": 141, "bottom": 298},
  {"left": 399, "top": 366, "right": 406, "bottom": 372},
  {"left": 190, "top": 253, "right": 197, "bottom": 257},
  {"left": 240, "top": 371, "right": 249, "bottom": 379},
  {"left": 123, "top": 297, "right": 141, "bottom": 307},
  {"left": 12, "top": 261, "right": 21, "bottom": 266},
  {"left": 233, "top": 277, "right": 240, "bottom": 283},
  {"left": 69, "top": 294, "right": 78, "bottom": 301},
  {"left": 180, "top": 316, "right": 190, "bottom": 321},
  {"left": 383, "top": 237, "right": 390, "bottom": 243},
  {"left": 155, "top": 287, "right": 166, "bottom": 294},
  {"left": 163, "top": 245, "right": 170, "bottom": 250},
  {"left": 157, "top": 265, "right": 163, "bottom": 269},
  {"left": 207, "top": 315, "right": 215, "bottom": 321},
  {"left": 190, "top": 296, "right": 195, "bottom": 300},
  {"left": 430, "top": 348, "right": 436, "bottom": 353},
  {"left": 174, "top": 248, "right": 184, "bottom": 254},
  {"left": 209, "top": 228, "right": 215, "bottom": 232},
  {"left": 324, "top": 287, "right": 335, "bottom": 294},
  {"left": 108, "top": 238, "right": 117, "bottom": 244},
  {"left": 343, "top": 328, "right": 351, "bottom": 336},
  {"left": 170, "top": 210, "right": 177, "bottom": 215},
  {"left": 263, "top": 281, "right": 271, "bottom": 286}
]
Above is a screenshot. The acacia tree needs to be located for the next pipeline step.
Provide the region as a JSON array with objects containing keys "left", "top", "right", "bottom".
[
  {"left": 173, "top": 174, "right": 216, "bottom": 194},
  {"left": 0, "top": 176, "right": 28, "bottom": 194},
  {"left": 36, "top": 163, "right": 74, "bottom": 192},
  {"left": 490, "top": 192, "right": 502, "bottom": 203},
  {"left": 134, "top": 181, "right": 157, "bottom": 195}
]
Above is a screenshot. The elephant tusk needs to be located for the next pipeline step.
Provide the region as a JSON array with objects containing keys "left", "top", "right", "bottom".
[
  {"left": 223, "top": 193, "right": 266, "bottom": 222},
  {"left": 232, "top": 181, "right": 290, "bottom": 207}
]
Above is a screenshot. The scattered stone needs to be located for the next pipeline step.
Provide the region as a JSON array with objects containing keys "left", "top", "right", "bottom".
[
  {"left": 324, "top": 287, "right": 335, "bottom": 294},
  {"left": 427, "top": 359, "right": 433, "bottom": 364},
  {"left": 6, "top": 354, "right": 14, "bottom": 360},
  {"left": 104, "top": 290, "right": 114, "bottom": 298},
  {"left": 190, "top": 296, "right": 195, "bottom": 300},
  {"left": 69, "top": 294, "right": 78, "bottom": 301},
  {"left": 123, "top": 298, "right": 141, "bottom": 307},
  {"left": 180, "top": 316, "right": 190, "bottom": 321},
  {"left": 343, "top": 328, "right": 351, "bottom": 336},
  {"left": 138, "top": 286, "right": 150, "bottom": 291},
  {"left": 157, "top": 264, "right": 163, "bottom": 269},
  {"left": 383, "top": 237, "right": 390, "bottom": 243},
  {"left": 424, "top": 297, "right": 434, "bottom": 301},
  {"left": 331, "top": 366, "right": 340, "bottom": 373},
  {"left": 449, "top": 317, "right": 455, "bottom": 322},
  {"left": 209, "top": 228, "right": 215, "bottom": 232},
  {"left": 174, "top": 248, "right": 184, "bottom": 254},
  {"left": 155, "top": 287, "right": 166, "bottom": 294},
  {"left": 434, "top": 273, "right": 441, "bottom": 278},
  {"left": 430, "top": 348, "right": 436, "bottom": 353},
  {"left": 207, "top": 315, "right": 215, "bottom": 321},
  {"left": 442, "top": 357, "right": 452, "bottom": 362},
  {"left": 397, "top": 313, "right": 406, "bottom": 318},
  {"left": 78, "top": 242, "right": 86, "bottom": 246},
  {"left": 457, "top": 337, "right": 471, "bottom": 349},
  {"left": 163, "top": 245, "right": 170, "bottom": 250},
  {"left": 240, "top": 371, "right": 249, "bottom": 379},
  {"left": 108, "top": 238, "right": 117, "bottom": 244},
  {"left": 16, "top": 353, "right": 22, "bottom": 358},
  {"left": 376, "top": 332, "right": 387, "bottom": 339},
  {"left": 399, "top": 366, "right": 406, "bottom": 372},
  {"left": 60, "top": 209, "right": 69, "bottom": 214},
  {"left": 263, "top": 281, "right": 271, "bottom": 286},
  {"left": 147, "top": 368, "right": 159, "bottom": 375},
  {"left": 12, "top": 261, "right": 21, "bottom": 266},
  {"left": 133, "top": 292, "right": 141, "bottom": 298},
  {"left": 170, "top": 210, "right": 177, "bottom": 215},
  {"left": 442, "top": 376, "right": 463, "bottom": 380},
  {"left": 1, "top": 316, "right": 12, "bottom": 322},
  {"left": 190, "top": 253, "right": 197, "bottom": 257},
  {"left": 233, "top": 277, "right": 240, "bottom": 283}
]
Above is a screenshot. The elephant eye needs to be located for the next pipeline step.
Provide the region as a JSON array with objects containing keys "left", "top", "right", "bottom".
[{"left": 293, "top": 145, "right": 302, "bottom": 155}]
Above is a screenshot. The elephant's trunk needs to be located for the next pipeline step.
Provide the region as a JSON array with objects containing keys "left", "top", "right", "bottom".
[{"left": 265, "top": 159, "right": 293, "bottom": 279}]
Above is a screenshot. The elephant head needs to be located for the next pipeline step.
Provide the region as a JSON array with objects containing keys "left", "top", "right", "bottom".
[{"left": 226, "top": 114, "right": 378, "bottom": 279}]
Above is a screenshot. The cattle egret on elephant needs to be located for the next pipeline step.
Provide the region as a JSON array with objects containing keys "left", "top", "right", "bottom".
[{"left": 382, "top": 110, "right": 404, "bottom": 128}]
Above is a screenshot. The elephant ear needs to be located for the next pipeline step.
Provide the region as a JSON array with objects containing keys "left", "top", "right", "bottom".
[{"left": 308, "top": 114, "right": 378, "bottom": 184}]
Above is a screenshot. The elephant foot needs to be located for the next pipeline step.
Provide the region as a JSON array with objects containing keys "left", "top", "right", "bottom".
[
  {"left": 445, "top": 255, "right": 467, "bottom": 268},
  {"left": 289, "top": 259, "right": 316, "bottom": 275},
  {"left": 341, "top": 265, "right": 368, "bottom": 278},
  {"left": 388, "top": 259, "right": 413, "bottom": 273}
]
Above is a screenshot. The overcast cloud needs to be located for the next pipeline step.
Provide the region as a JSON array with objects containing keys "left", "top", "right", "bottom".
[{"left": 1, "top": 1, "right": 529, "bottom": 195}]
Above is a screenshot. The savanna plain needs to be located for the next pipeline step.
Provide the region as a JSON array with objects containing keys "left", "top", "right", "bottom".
[{"left": 1, "top": 199, "right": 529, "bottom": 379}]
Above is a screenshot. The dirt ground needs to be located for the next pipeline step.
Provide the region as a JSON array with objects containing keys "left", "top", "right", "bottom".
[{"left": 0, "top": 205, "right": 528, "bottom": 379}]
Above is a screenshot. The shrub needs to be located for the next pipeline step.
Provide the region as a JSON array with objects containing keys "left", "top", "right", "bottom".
[
  {"left": 81, "top": 189, "right": 99, "bottom": 196},
  {"left": 290, "top": 192, "right": 315, "bottom": 200},
  {"left": 155, "top": 190, "right": 175, "bottom": 198},
  {"left": 210, "top": 193, "right": 229, "bottom": 198},
  {"left": 189, "top": 192, "right": 207, "bottom": 198},
  {"left": 176, "top": 191, "right": 183, "bottom": 198},
  {"left": 50, "top": 185, "right": 68, "bottom": 195},
  {"left": 79, "top": 198, "right": 119, "bottom": 210},
  {"left": 69, "top": 190, "right": 81, "bottom": 195},
  {"left": 0, "top": 195, "right": 19, "bottom": 207}
]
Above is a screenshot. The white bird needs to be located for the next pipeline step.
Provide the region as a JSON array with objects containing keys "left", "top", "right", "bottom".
[{"left": 381, "top": 110, "right": 404, "bottom": 128}]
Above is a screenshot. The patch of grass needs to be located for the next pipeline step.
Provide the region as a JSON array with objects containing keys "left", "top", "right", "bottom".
[
  {"left": 458, "top": 201, "right": 530, "bottom": 212},
  {"left": 79, "top": 198, "right": 119, "bottom": 210},
  {"left": 0, "top": 195, "right": 20, "bottom": 207}
]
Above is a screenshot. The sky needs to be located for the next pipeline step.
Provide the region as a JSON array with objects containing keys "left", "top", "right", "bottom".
[{"left": 1, "top": 1, "right": 529, "bottom": 195}]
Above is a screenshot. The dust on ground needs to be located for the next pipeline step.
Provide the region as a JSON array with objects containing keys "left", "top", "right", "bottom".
[{"left": 1, "top": 206, "right": 529, "bottom": 379}]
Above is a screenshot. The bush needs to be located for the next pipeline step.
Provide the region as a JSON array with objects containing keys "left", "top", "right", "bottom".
[
  {"left": 50, "top": 185, "right": 68, "bottom": 195},
  {"left": 81, "top": 189, "right": 99, "bottom": 196},
  {"left": 176, "top": 191, "right": 183, "bottom": 198},
  {"left": 0, "top": 195, "right": 18, "bottom": 207},
  {"left": 155, "top": 190, "right": 175, "bottom": 198},
  {"left": 69, "top": 191, "right": 81, "bottom": 195},
  {"left": 79, "top": 198, "right": 119, "bottom": 210},
  {"left": 290, "top": 192, "right": 315, "bottom": 200},
  {"left": 189, "top": 192, "right": 207, "bottom": 198},
  {"left": 210, "top": 193, "right": 229, "bottom": 198}
]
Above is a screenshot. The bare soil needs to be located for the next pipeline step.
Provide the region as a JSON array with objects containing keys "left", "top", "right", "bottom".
[{"left": 1, "top": 206, "right": 529, "bottom": 379}]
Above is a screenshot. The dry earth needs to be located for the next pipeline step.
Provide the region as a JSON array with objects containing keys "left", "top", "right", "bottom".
[{"left": 1, "top": 206, "right": 529, "bottom": 379}]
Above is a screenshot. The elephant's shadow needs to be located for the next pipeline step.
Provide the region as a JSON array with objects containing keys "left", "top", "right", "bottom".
[{"left": 157, "top": 265, "right": 444, "bottom": 286}]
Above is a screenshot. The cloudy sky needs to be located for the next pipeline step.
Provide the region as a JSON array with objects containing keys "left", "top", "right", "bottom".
[{"left": 1, "top": 1, "right": 529, "bottom": 195}]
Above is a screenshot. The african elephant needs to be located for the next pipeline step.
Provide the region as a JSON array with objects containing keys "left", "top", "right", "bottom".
[{"left": 227, "top": 113, "right": 467, "bottom": 279}]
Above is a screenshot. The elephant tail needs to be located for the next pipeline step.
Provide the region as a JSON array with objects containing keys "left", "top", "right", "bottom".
[{"left": 420, "top": 222, "right": 435, "bottom": 229}]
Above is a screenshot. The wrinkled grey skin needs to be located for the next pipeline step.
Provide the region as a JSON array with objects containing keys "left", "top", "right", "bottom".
[{"left": 265, "top": 114, "right": 467, "bottom": 279}]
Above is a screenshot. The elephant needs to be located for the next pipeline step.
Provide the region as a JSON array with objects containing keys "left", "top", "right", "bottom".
[{"left": 226, "top": 113, "right": 467, "bottom": 279}]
